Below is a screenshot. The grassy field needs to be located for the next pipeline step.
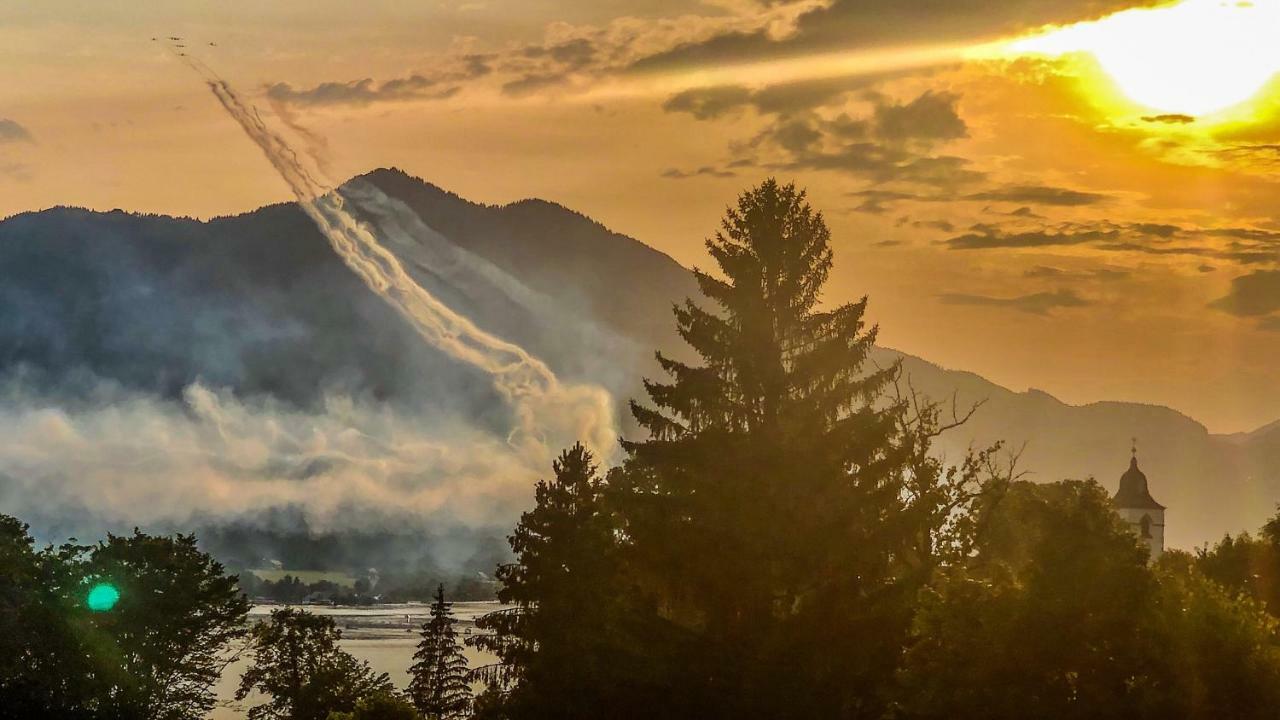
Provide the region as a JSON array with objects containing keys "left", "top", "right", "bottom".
[{"left": 246, "top": 569, "right": 358, "bottom": 587}]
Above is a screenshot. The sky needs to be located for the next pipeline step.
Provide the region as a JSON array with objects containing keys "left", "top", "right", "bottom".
[{"left": 3, "top": 0, "right": 1280, "bottom": 434}]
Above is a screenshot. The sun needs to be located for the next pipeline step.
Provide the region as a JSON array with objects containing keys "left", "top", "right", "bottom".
[{"left": 1007, "top": 0, "right": 1280, "bottom": 117}]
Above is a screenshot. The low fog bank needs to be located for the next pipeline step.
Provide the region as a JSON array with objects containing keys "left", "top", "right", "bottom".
[
  {"left": 0, "top": 376, "right": 534, "bottom": 556},
  {"left": 0, "top": 171, "right": 687, "bottom": 569}
]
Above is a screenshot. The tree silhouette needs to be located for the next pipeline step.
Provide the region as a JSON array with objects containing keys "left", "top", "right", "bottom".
[
  {"left": 237, "top": 608, "right": 392, "bottom": 720},
  {"left": 898, "top": 480, "right": 1280, "bottom": 720},
  {"left": 82, "top": 530, "right": 251, "bottom": 720},
  {"left": 326, "top": 690, "right": 422, "bottom": 720},
  {"left": 0, "top": 517, "right": 250, "bottom": 720},
  {"left": 471, "top": 443, "right": 637, "bottom": 719},
  {"left": 618, "top": 178, "right": 946, "bottom": 717},
  {"left": 408, "top": 584, "right": 472, "bottom": 719}
]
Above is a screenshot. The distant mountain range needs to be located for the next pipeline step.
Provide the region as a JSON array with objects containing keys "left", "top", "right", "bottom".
[{"left": 0, "top": 167, "right": 1273, "bottom": 549}]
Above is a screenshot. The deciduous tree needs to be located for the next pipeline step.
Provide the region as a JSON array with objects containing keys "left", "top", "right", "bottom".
[{"left": 238, "top": 608, "right": 392, "bottom": 720}]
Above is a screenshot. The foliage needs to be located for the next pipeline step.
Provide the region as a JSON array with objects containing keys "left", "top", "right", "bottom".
[
  {"left": 13, "top": 179, "right": 1280, "bottom": 720},
  {"left": 0, "top": 516, "right": 248, "bottom": 720},
  {"left": 237, "top": 608, "right": 393, "bottom": 720},
  {"left": 84, "top": 530, "right": 251, "bottom": 719},
  {"left": 1194, "top": 508, "right": 1280, "bottom": 616},
  {"left": 896, "top": 480, "right": 1162, "bottom": 720},
  {"left": 0, "top": 515, "right": 107, "bottom": 719},
  {"left": 896, "top": 480, "right": 1280, "bottom": 720},
  {"left": 473, "top": 180, "right": 1009, "bottom": 719},
  {"left": 471, "top": 443, "right": 641, "bottom": 719},
  {"left": 616, "top": 178, "right": 1016, "bottom": 718},
  {"left": 408, "top": 584, "right": 472, "bottom": 719},
  {"left": 240, "top": 570, "right": 498, "bottom": 605},
  {"left": 326, "top": 691, "right": 423, "bottom": 720}
]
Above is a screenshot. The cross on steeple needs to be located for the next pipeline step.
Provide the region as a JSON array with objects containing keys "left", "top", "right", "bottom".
[{"left": 1131, "top": 437, "right": 1138, "bottom": 459}]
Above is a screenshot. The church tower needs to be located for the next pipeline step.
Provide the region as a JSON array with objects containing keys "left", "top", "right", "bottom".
[{"left": 1113, "top": 443, "right": 1165, "bottom": 560}]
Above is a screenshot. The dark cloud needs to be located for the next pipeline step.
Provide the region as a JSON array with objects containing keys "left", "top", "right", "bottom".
[
  {"left": 501, "top": 73, "right": 573, "bottom": 97},
  {"left": 461, "top": 54, "right": 497, "bottom": 78},
  {"left": 1210, "top": 270, "right": 1280, "bottom": 317},
  {"left": 782, "top": 142, "right": 983, "bottom": 187},
  {"left": 850, "top": 189, "right": 921, "bottom": 214},
  {"left": 1211, "top": 143, "right": 1280, "bottom": 167},
  {"left": 873, "top": 91, "right": 966, "bottom": 141},
  {"left": 938, "top": 288, "right": 1092, "bottom": 315},
  {"left": 1024, "top": 265, "right": 1130, "bottom": 281},
  {"left": 665, "top": 76, "right": 971, "bottom": 189},
  {"left": 267, "top": 75, "right": 460, "bottom": 107},
  {"left": 661, "top": 165, "right": 737, "bottom": 179},
  {"left": 1023, "top": 265, "right": 1070, "bottom": 279},
  {"left": 1098, "top": 242, "right": 1277, "bottom": 265},
  {"left": 965, "top": 184, "right": 1109, "bottom": 207},
  {"left": 736, "top": 92, "right": 978, "bottom": 188},
  {"left": 944, "top": 219, "right": 1280, "bottom": 265},
  {"left": 627, "top": 0, "right": 1161, "bottom": 73},
  {"left": 522, "top": 38, "right": 597, "bottom": 67},
  {"left": 771, "top": 116, "right": 824, "bottom": 153},
  {"left": 662, "top": 74, "right": 894, "bottom": 121},
  {"left": 628, "top": 29, "right": 771, "bottom": 74},
  {"left": 265, "top": 56, "right": 494, "bottom": 108},
  {"left": 905, "top": 218, "right": 956, "bottom": 232},
  {"left": 944, "top": 228, "right": 1117, "bottom": 249},
  {"left": 662, "top": 85, "right": 754, "bottom": 119},
  {"left": 502, "top": 38, "right": 602, "bottom": 97},
  {"left": 1128, "top": 223, "right": 1182, "bottom": 238},
  {"left": 1203, "top": 227, "right": 1280, "bottom": 242},
  {"left": 1141, "top": 113, "right": 1195, "bottom": 125},
  {"left": 751, "top": 74, "right": 891, "bottom": 116},
  {"left": 0, "top": 119, "right": 33, "bottom": 144}
]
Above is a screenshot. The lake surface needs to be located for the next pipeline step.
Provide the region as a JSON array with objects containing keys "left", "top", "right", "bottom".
[{"left": 211, "top": 602, "right": 507, "bottom": 719}]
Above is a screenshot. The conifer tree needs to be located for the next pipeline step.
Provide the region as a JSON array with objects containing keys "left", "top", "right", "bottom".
[
  {"left": 470, "top": 444, "right": 638, "bottom": 719},
  {"left": 474, "top": 181, "right": 1008, "bottom": 720},
  {"left": 618, "top": 179, "right": 927, "bottom": 718},
  {"left": 408, "top": 584, "right": 472, "bottom": 720}
]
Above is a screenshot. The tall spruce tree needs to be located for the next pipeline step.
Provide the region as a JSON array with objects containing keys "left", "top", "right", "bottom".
[
  {"left": 408, "top": 585, "right": 472, "bottom": 719},
  {"left": 619, "top": 179, "right": 926, "bottom": 718},
  {"left": 471, "top": 443, "right": 638, "bottom": 719}
]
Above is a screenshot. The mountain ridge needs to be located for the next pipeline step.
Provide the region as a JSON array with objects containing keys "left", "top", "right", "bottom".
[{"left": 0, "top": 168, "right": 1274, "bottom": 548}]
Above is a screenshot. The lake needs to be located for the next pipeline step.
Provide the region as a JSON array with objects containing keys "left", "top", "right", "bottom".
[{"left": 212, "top": 602, "right": 507, "bottom": 718}]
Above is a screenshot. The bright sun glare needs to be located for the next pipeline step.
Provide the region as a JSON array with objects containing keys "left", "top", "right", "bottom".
[{"left": 1009, "top": 0, "right": 1280, "bottom": 116}]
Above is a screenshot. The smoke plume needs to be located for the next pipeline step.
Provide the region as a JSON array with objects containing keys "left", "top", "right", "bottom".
[
  {"left": 200, "top": 76, "right": 617, "bottom": 464},
  {"left": 0, "top": 54, "right": 624, "bottom": 548}
]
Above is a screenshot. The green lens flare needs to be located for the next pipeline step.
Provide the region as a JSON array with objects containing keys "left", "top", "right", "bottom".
[{"left": 86, "top": 583, "right": 120, "bottom": 612}]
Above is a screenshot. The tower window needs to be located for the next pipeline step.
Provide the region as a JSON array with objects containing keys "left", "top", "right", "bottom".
[{"left": 1139, "top": 514, "right": 1152, "bottom": 539}]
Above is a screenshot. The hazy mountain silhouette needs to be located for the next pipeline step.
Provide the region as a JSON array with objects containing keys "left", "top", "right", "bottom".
[{"left": 0, "top": 167, "right": 1273, "bottom": 548}]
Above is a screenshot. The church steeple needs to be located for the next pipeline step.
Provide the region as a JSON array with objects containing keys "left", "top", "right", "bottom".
[
  {"left": 1113, "top": 446, "right": 1164, "bottom": 511},
  {"left": 1112, "top": 441, "right": 1165, "bottom": 559}
]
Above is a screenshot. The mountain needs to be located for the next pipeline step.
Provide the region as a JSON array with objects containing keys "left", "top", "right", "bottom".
[{"left": 0, "top": 167, "right": 1274, "bottom": 550}]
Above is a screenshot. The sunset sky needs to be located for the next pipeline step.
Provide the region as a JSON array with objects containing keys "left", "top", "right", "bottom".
[{"left": 4, "top": 0, "right": 1280, "bottom": 433}]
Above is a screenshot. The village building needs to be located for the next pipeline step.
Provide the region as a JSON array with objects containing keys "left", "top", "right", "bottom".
[{"left": 1113, "top": 444, "right": 1165, "bottom": 560}]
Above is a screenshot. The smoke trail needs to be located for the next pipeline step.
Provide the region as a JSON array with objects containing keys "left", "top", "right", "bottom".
[
  {"left": 197, "top": 74, "right": 617, "bottom": 462},
  {"left": 340, "top": 179, "right": 557, "bottom": 321},
  {"left": 339, "top": 178, "right": 652, "bottom": 401}
]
